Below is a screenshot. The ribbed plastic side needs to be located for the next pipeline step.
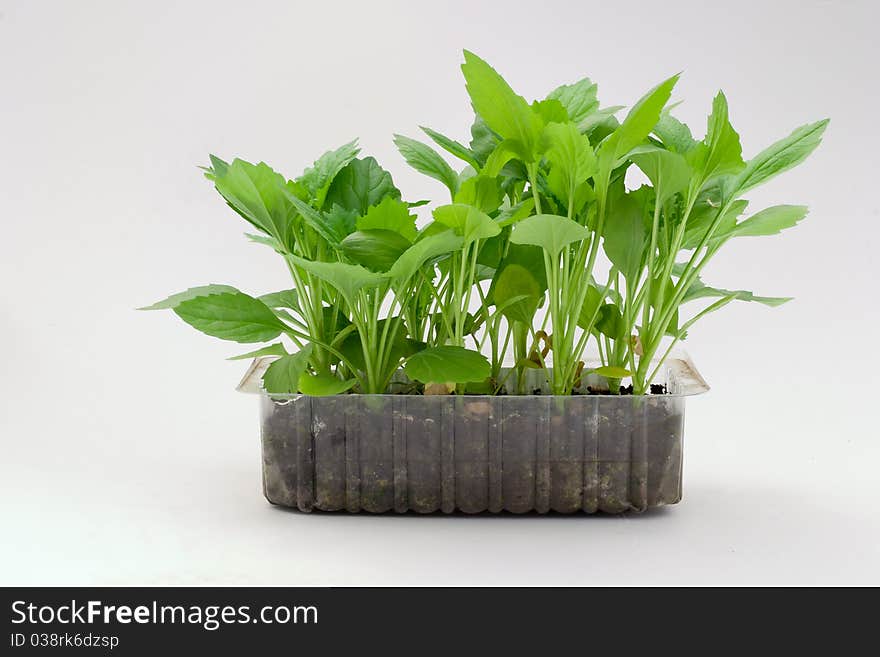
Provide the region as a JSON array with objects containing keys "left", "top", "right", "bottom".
[{"left": 260, "top": 394, "right": 685, "bottom": 514}]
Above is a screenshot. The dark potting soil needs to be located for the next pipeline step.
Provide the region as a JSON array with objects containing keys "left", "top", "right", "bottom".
[{"left": 260, "top": 392, "right": 685, "bottom": 513}]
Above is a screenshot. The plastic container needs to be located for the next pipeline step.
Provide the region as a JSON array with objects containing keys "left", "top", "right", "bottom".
[{"left": 238, "top": 355, "right": 709, "bottom": 514}]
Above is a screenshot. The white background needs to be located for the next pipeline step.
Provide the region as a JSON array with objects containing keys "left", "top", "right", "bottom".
[{"left": 2, "top": 0, "right": 878, "bottom": 585}]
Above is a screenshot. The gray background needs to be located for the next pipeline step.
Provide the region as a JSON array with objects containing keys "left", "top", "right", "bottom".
[{"left": 2, "top": 0, "right": 878, "bottom": 585}]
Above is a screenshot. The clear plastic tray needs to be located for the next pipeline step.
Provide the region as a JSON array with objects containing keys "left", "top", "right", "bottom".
[{"left": 240, "top": 354, "right": 709, "bottom": 514}]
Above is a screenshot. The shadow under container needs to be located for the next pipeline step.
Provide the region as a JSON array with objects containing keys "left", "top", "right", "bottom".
[{"left": 239, "top": 356, "right": 709, "bottom": 514}]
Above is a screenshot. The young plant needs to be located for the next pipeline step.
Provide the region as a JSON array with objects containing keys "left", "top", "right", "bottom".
[{"left": 145, "top": 50, "right": 826, "bottom": 397}]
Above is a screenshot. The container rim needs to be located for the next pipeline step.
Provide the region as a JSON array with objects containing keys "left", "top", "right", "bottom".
[{"left": 237, "top": 351, "right": 710, "bottom": 399}]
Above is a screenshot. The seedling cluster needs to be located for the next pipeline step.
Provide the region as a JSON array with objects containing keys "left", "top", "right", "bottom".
[{"left": 144, "top": 51, "right": 826, "bottom": 395}]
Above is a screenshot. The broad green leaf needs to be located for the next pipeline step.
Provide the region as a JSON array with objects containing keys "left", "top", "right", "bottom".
[
  {"left": 496, "top": 197, "right": 536, "bottom": 227},
  {"left": 388, "top": 229, "right": 464, "bottom": 285},
  {"left": 208, "top": 158, "right": 298, "bottom": 250},
  {"left": 173, "top": 291, "right": 287, "bottom": 343},
  {"left": 682, "top": 197, "right": 748, "bottom": 249},
  {"left": 325, "top": 156, "right": 401, "bottom": 215},
  {"left": 629, "top": 144, "right": 691, "bottom": 205},
  {"left": 546, "top": 77, "right": 599, "bottom": 124},
  {"left": 432, "top": 203, "right": 500, "bottom": 246},
  {"left": 341, "top": 229, "right": 412, "bottom": 272},
  {"left": 590, "top": 365, "right": 631, "bottom": 378},
  {"left": 595, "top": 304, "right": 624, "bottom": 338},
  {"left": 139, "top": 284, "right": 239, "bottom": 310},
  {"left": 420, "top": 126, "right": 479, "bottom": 169},
  {"left": 482, "top": 138, "right": 527, "bottom": 177},
  {"left": 470, "top": 116, "right": 500, "bottom": 166},
  {"left": 258, "top": 289, "right": 299, "bottom": 310},
  {"left": 603, "top": 192, "right": 647, "bottom": 282},
  {"left": 454, "top": 174, "right": 503, "bottom": 213},
  {"left": 287, "top": 256, "right": 388, "bottom": 303},
  {"left": 490, "top": 242, "right": 548, "bottom": 300},
  {"left": 543, "top": 122, "right": 597, "bottom": 207},
  {"left": 724, "top": 204, "right": 808, "bottom": 238},
  {"left": 461, "top": 50, "right": 543, "bottom": 160},
  {"left": 324, "top": 205, "right": 359, "bottom": 239},
  {"left": 297, "top": 140, "right": 360, "bottom": 208},
  {"left": 578, "top": 106, "right": 623, "bottom": 135},
  {"left": 653, "top": 111, "right": 698, "bottom": 153},
  {"left": 297, "top": 372, "right": 356, "bottom": 396},
  {"left": 493, "top": 263, "right": 542, "bottom": 325},
  {"left": 531, "top": 98, "right": 569, "bottom": 124},
  {"left": 394, "top": 134, "right": 459, "bottom": 196},
  {"left": 510, "top": 213, "right": 590, "bottom": 257},
  {"left": 577, "top": 285, "right": 605, "bottom": 331},
  {"left": 280, "top": 189, "right": 345, "bottom": 245},
  {"left": 600, "top": 74, "right": 679, "bottom": 164},
  {"left": 262, "top": 345, "right": 314, "bottom": 394},
  {"left": 688, "top": 91, "right": 744, "bottom": 183},
  {"left": 228, "top": 343, "right": 288, "bottom": 360},
  {"left": 404, "top": 345, "right": 491, "bottom": 384},
  {"left": 729, "top": 119, "right": 829, "bottom": 196},
  {"left": 355, "top": 196, "right": 418, "bottom": 241}
]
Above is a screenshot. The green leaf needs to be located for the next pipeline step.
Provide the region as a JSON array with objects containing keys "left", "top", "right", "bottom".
[
  {"left": 208, "top": 158, "right": 298, "bottom": 250},
  {"left": 287, "top": 256, "right": 388, "bottom": 303},
  {"left": 244, "top": 232, "right": 283, "bottom": 252},
  {"left": 404, "top": 346, "right": 491, "bottom": 384},
  {"left": 600, "top": 74, "right": 680, "bottom": 165},
  {"left": 628, "top": 145, "right": 691, "bottom": 205},
  {"left": 682, "top": 197, "right": 748, "bottom": 249},
  {"left": 228, "top": 343, "right": 289, "bottom": 360},
  {"left": 729, "top": 119, "right": 829, "bottom": 196},
  {"left": 139, "top": 284, "right": 240, "bottom": 310},
  {"left": 389, "top": 229, "right": 464, "bottom": 285},
  {"left": 454, "top": 174, "right": 503, "bottom": 213},
  {"left": 280, "top": 189, "right": 346, "bottom": 245},
  {"left": 604, "top": 193, "right": 647, "bottom": 283},
  {"left": 461, "top": 50, "right": 543, "bottom": 161},
  {"left": 683, "top": 277, "right": 792, "bottom": 307},
  {"left": 720, "top": 204, "right": 808, "bottom": 239},
  {"left": 341, "top": 229, "right": 412, "bottom": 272},
  {"left": 420, "top": 126, "right": 479, "bottom": 169},
  {"left": 595, "top": 303, "right": 624, "bottom": 338},
  {"left": 496, "top": 197, "right": 536, "bottom": 227},
  {"left": 355, "top": 196, "right": 418, "bottom": 241},
  {"left": 262, "top": 345, "right": 314, "bottom": 394},
  {"left": 482, "top": 139, "right": 527, "bottom": 177},
  {"left": 325, "top": 156, "right": 401, "bottom": 215},
  {"left": 297, "top": 139, "right": 360, "bottom": 208},
  {"left": 394, "top": 134, "right": 459, "bottom": 196},
  {"left": 509, "top": 213, "right": 590, "bottom": 257},
  {"left": 546, "top": 77, "right": 599, "bottom": 124},
  {"left": 589, "top": 365, "right": 631, "bottom": 378},
  {"left": 432, "top": 203, "right": 500, "bottom": 246},
  {"left": 258, "top": 289, "right": 299, "bottom": 311},
  {"left": 470, "top": 116, "right": 500, "bottom": 166},
  {"left": 493, "top": 263, "right": 542, "bottom": 325},
  {"left": 324, "top": 205, "right": 359, "bottom": 239},
  {"left": 542, "top": 122, "right": 597, "bottom": 208},
  {"left": 173, "top": 291, "right": 288, "bottom": 343},
  {"left": 577, "top": 285, "right": 605, "bottom": 331},
  {"left": 297, "top": 372, "right": 356, "bottom": 396},
  {"left": 531, "top": 98, "right": 568, "bottom": 124},
  {"left": 653, "top": 111, "right": 698, "bottom": 154},
  {"left": 691, "top": 91, "right": 744, "bottom": 183}
]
